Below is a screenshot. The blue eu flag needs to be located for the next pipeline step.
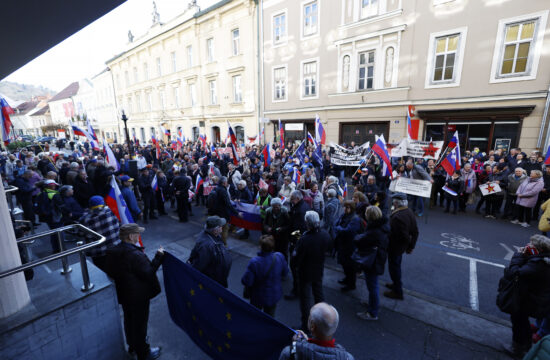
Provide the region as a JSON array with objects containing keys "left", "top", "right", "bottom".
[
  {"left": 162, "top": 252, "right": 295, "bottom": 360},
  {"left": 295, "top": 140, "right": 306, "bottom": 163}
]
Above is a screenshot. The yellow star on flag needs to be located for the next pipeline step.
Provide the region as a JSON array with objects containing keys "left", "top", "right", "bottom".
[
  {"left": 225, "top": 312, "right": 232, "bottom": 321},
  {"left": 190, "top": 289, "right": 195, "bottom": 296}
]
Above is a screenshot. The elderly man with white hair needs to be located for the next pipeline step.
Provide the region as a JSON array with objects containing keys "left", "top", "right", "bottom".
[
  {"left": 279, "top": 302, "right": 354, "bottom": 360},
  {"left": 292, "top": 210, "right": 330, "bottom": 331}
]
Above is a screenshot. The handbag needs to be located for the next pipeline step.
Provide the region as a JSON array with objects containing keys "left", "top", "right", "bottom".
[
  {"left": 351, "top": 247, "right": 378, "bottom": 272},
  {"left": 244, "top": 253, "right": 276, "bottom": 299},
  {"left": 496, "top": 269, "right": 520, "bottom": 314}
]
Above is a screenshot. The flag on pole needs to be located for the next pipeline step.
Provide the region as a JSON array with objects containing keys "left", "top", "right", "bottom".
[
  {"left": 292, "top": 169, "right": 301, "bottom": 185},
  {"left": 260, "top": 126, "right": 265, "bottom": 143},
  {"left": 441, "top": 140, "right": 461, "bottom": 176},
  {"left": 262, "top": 143, "right": 272, "bottom": 168},
  {"left": 315, "top": 114, "right": 326, "bottom": 145},
  {"left": 103, "top": 140, "right": 120, "bottom": 171},
  {"left": 152, "top": 174, "right": 159, "bottom": 192},
  {"left": 294, "top": 140, "right": 306, "bottom": 163},
  {"left": 371, "top": 134, "right": 394, "bottom": 179},
  {"left": 152, "top": 134, "right": 158, "bottom": 145},
  {"left": 447, "top": 131, "right": 459, "bottom": 149},
  {"left": 227, "top": 121, "right": 240, "bottom": 165},
  {"left": 177, "top": 129, "right": 184, "bottom": 150},
  {"left": 307, "top": 132, "right": 316, "bottom": 145},
  {"left": 69, "top": 120, "right": 88, "bottom": 137},
  {"left": 442, "top": 185, "right": 458, "bottom": 196},
  {"left": 86, "top": 119, "right": 100, "bottom": 151},
  {"left": 407, "top": 105, "right": 415, "bottom": 140},
  {"left": 160, "top": 124, "right": 170, "bottom": 137},
  {"left": 278, "top": 119, "right": 284, "bottom": 148},
  {"left": 1, "top": 97, "right": 14, "bottom": 145},
  {"left": 199, "top": 134, "right": 207, "bottom": 149},
  {"left": 104, "top": 175, "right": 142, "bottom": 246},
  {"left": 195, "top": 174, "right": 204, "bottom": 191},
  {"left": 545, "top": 145, "right": 550, "bottom": 165}
]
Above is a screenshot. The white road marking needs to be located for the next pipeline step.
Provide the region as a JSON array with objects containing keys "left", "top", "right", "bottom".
[
  {"left": 43, "top": 264, "right": 52, "bottom": 274},
  {"left": 446, "top": 252, "right": 505, "bottom": 311},
  {"left": 440, "top": 233, "right": 480, "bottom": 251},
  {"left": 499, "top": 243, "right": 522, "bottom": 261}
]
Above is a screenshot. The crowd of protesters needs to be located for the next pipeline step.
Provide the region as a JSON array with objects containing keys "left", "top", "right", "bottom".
[{"left": 3, "top": 136, "right": 550, "bottom": 359}]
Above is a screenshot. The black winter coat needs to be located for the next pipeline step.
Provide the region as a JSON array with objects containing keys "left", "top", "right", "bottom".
[
  {"left": 290, "top": 199, "right": 310, "bottom": 233},
  {"left": 354, "top": 217, "right": 390, "bottom": 275},
  {"left": 294, "top": 228, "right": 329, "bottom": 282},
  {"left": 389, "top": 207, "right": 419, "bottom": 255},
  {"left": 213, "top": 184, "right": 237, "bottom": 221},
  {"left": 74, "top": 177, "right": 96, "bottom": 208},
  {"left": 509, "top": 252, "right": 550, "bottom": 318},
  {"left": 105, "top": 242, "right": 163, "bottom": 305}
]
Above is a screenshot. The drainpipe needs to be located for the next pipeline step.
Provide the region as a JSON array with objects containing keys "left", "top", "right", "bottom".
[
  {"left": 539, "top": 84, "right": 550, "bottom": 151},
  {"left": 256, "top": 0, "right": 263, "bottom": 143}
]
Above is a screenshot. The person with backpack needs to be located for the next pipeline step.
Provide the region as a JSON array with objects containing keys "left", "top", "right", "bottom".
[
  {"left": 188, "top": 216, "right": 233, "bottom": 288},
  {"left": 241, "top": 235, "right": 288, "bottom": 316}
]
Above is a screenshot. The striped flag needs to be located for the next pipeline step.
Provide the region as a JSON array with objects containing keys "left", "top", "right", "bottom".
[{"left": 103, "top": 140, "right": 120, "bottom": 171}]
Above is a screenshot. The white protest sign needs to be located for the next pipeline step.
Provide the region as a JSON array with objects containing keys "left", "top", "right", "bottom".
[
  {"left": 479, "top": 182, "right": 502, "bottom": 196},
  {"left": 392, "top": 176, "right": 432, "bottom": 198},
  {"left": 390, "top": 138, "right": 444, "bottom": 160}
]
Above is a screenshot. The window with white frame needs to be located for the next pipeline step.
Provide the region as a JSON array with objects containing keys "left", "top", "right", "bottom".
[
  {"left": 232, "top": 75, "right": 242, "bottom": 103},
  {"left": 147, "top": 92, "right": 153, "bottom": 111},
  {"left": 127, "top": 97, "right": 133, "bottom": 114},
  {"left": 189, "top": 83, "right": 197, "bottom": 107},
  {"left": 173, "top": 87, "right": 180, "bottom": 108},
  {"left": 159, "top": 90, "right": 165, "bottom": 110},
  {"left": 500, "top": 20, "right": 535, "bottom": 76},
  {"left": 432, "top": 34, "right": 459, "bottom": 82},
  {"left": 361, "top": 0, "right": 379, "bottom": 19},
  {"left": 143, "top": 63, "right": 149, "bottom": 80},
  {"left": 491, "top": 11, "right": 548, "bottom": 82},
  {"left": 357, "top": 51, "right": 375, "bottom": 90},
  {"left": 232, "top": 29, "right": 240, "bottom": 56},
  {"left": 273, "top": 13, "right": 286, "bottom": 44},
  {"left": 171, "top": 51, "right": 177, "bottom": 73},
  {"left": 135, "top": 94, "right": 141, "bottom": 112},
  {"left": 133, "top": 67, "right": 139, "bottom": 83},
  {"left": 273, "top": 67, "right": 287, "bottom": 101},
  {"left": 209, "top": 80, "right": 217, "bottom": 105},
  {"left": 156, "top": 57, "right": 162, "bottom": 77},
  {"left": 303, "top": 1, "right": 318, "bottom": 37},
  {"left": 303, "top": 61, "right": 317, "bottom": 97},
  {"left": 207, "top": 38, "right": 214, "bottom": 62},
  {"left": 186, "top": 46, "right": 193, "bottom": 68},
  {"left": 124, "top": 71, "right": 130, "bottom": 86},
  {"left": 140, "top": 127, "right": 145, "bottom": 142}
]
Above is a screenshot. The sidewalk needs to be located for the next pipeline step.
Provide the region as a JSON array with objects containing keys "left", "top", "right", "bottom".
[{"left": 141, "top": 216, "right": 513, "bottom": 360}]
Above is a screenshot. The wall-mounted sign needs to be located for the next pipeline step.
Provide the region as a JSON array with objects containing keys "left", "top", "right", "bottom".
[
  {"left": 494, "top": 138, "right": 511, "bottom": 153},
  {"left": 285, "top": 123, "right": 303, "bottom": 131}
]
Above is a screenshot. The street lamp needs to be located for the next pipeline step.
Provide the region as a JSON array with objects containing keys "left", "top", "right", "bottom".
[{"left": 121, "top": 110, "right": 133, "bottom": 155}]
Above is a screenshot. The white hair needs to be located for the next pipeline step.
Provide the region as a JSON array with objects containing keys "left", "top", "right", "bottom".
[
  {"left": 309, "top": 303, "right": 339, "bottom": 338},
  {"left": 305, "top": 210, "right": 320, "bottom": 230}
]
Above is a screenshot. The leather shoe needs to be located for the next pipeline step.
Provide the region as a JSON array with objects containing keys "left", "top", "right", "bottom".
[
  {"left": 384, "top": 282, "right": 394, "bottom": 290},
  {"left": 383, "top": 290, "right": 404, "bottom": 300},
  {"left": 147, "top": 347, "right": 161, "bottom": 360}
]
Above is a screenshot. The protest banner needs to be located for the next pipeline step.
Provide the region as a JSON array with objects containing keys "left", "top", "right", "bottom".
[
  {"left": 329, "top": 142, "right": 370, "bottom": 166},
  {"left": 202, "top": 185, "right": 215, "bottom": 196},
  {"left": 479, "top": 182, "right": 502, "bottom": 196},
  {"left": 390, "top": 138, "right": 444, "bottom": 160},
  {"left": 392, "top": 176, "right": 432, "bottom": 198}
]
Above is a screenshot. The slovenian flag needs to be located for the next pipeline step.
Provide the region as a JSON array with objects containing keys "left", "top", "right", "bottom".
[
  {"left": 152, "top": 174, "right": 159, "bottom": 191},
  {"left": 307, "top": 132, "right": 316, "bottom": 145},
  {"left": 1, "top": 97, "right": 14, "bottom": 145},
  {"left": 70, "top": 120, "right": 88, "bottom": 137},
  {"left": 160, "top": 124, "right": 170, "bottom": 137},
  {"left": 104, "top": 175, "right": 142, "bottom": 246},
  {"left": 545, "top": 144, "right": 550, "bottom": 165},
  {"left": 292, "top": 169, "right": 301, "bottom": 185},
  {"left": 315, "top": 114, "right": 326, "bottom": 145},
  {"left": 195, "top": 174, "right": 204, "bottom": 191},
  {"left": 441, "top": 142, "right": 461, "bottom": 176},
  {"left": 407, "top": 105, "right": 415, "bottom": 140},
  {"left": 372, "top": 134, "right": 394, "bottom": 179},
  {"left": 447, "top": 131, "right": 459, "bottom": 149},
  {"left": 199, "top": 134, "right": 207, "bottom": 149},
  {"left": 227, "top": 121, "right": 240, "bottom": 165},
  {"left": 442, "top": 185, "right": 458, "bottom": 196},
  {"left": 103, "top": 140, "right": 120, "bottom": 171},
  {"left": 262, "top": 142, "right": 272, "bottom": 168},
  {"left": 230, "top": 202, "right": 262, "bottom": 231},
  {"left": 152, "top": 134, "right": 157, "bottom": 145},
  {"left": 278, "top": 119, "right": 284, "bottom": 149}
]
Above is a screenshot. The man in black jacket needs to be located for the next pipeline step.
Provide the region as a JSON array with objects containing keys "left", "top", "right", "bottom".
[
  {"left": 171, "top": 169, "right": 191, "bottom": 222},
  {"left": 294, "top": 210, "right": 329, "bottom": 331},
  {"left": 212, "top": 176, "right": 240, "bottom": 244},
  {"left": 384, "top": 193, "right": 419, "bottom": 300},
  {"left": 138, "top": 168, "right": 157, "bottom": 223},
  {"left": 105, "top": 223, "right": 164, "bottom": 360}
]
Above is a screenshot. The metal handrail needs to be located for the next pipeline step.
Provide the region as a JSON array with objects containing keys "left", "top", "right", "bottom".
[
  {"left": 4, "top": 185, "right": 19, "bottom": 193},
  {"left": 0, "top": 224, "right": 106, "bottom": 292}
]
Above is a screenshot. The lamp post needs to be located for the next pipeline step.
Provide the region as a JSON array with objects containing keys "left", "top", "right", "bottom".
[{"left": 121, "top": 110, "right": 133, "bottom": 155}]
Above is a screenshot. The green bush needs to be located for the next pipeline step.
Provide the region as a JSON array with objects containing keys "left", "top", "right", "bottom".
[{"left": 7, "top": 141, "right": 30, "bottom": 151}]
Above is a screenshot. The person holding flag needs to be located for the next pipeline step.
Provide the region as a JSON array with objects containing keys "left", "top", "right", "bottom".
[
  {"left": 227, "top": 121, "right": 241, "bottom": 165},
  {"left": 315, "top": 114, "right": 326, "bottom": 146}
]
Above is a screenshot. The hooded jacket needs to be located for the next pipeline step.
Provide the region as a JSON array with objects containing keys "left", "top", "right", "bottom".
[{"left": 516, "top": 177, "right": 544, "bottom": 208}]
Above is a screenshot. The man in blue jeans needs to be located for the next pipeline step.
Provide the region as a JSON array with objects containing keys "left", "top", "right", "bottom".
[{"left": 384, "top": 193, "right": 419, "bottom": 300}]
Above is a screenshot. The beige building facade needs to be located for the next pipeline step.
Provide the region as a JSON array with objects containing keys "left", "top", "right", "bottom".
[
  {"left": 106, "top": 0, "right": 259, "bottom": 146},
  {"left": 261, "top": 0, "right": 550, "bottom": 153}
]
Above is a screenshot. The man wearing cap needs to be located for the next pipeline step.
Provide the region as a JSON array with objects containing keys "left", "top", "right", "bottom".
[
  {"left": 384, "top": 193, "right": 419, "bottom": 300},
  {"left": 188, "top": 216, "right": 233, "bottom": 288},
  {"left": 106, "top": 224, "right": 164, "bottom": 360},
  {"left": 121, "top": 175, "right": 142, "bottom": 221},
  {"left": 78, "top": 195, "right": 120, "bottom": 272}
]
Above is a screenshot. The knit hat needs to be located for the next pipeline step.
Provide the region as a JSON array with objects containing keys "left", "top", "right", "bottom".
[
  {"left": 119, "top": 223, "right": 145, "bottom": 238},
  {"left": 206, "top": 216, "right": 226, "bottom": 229},
  {"left": 88, "top": 196, "right": 105, "bottom": 208}
]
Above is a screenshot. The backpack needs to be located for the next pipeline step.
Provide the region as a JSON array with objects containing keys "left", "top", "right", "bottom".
[
  {"left": 496, "top": 267, "right": 521, "bottom": 315},
  {"left": 35, "top": 191, "right": 53, "bottom": 221},
  {"left": 206, "top": 187, "right": 218, "bottom": 215}
]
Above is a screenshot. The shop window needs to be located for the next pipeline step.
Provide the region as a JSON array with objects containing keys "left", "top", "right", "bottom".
[{"left": 235, "top": 126, "right": 245, "bottom": 144}]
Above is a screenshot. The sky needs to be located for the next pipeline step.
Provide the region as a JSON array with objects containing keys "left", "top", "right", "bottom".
[{"left": 2, "top": 0, "right": 217, "bottom": 93}]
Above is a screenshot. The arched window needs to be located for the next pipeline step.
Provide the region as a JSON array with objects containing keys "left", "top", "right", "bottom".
[
  {"left": 192, "top": 126, "right": 200, "bottom": 142},
  {"left": 212, "top": 126, "right": 221, "bottom": 144},
  {"left": 235, "top": 126, "right": 245, "bottom": 144}
]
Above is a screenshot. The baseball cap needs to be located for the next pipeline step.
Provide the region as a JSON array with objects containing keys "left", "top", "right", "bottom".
[
  {"left": 44, "top": 179, "right": 58, "bottom": 186},
  {"left": 88, "top": 195, "right": 105, "bottom": 207},
  {"left": 120, "top": 175, "right": 133, "bottom": 182},
  {"left": 206, "top": 216, "right": 226, "bottom": 229}
]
